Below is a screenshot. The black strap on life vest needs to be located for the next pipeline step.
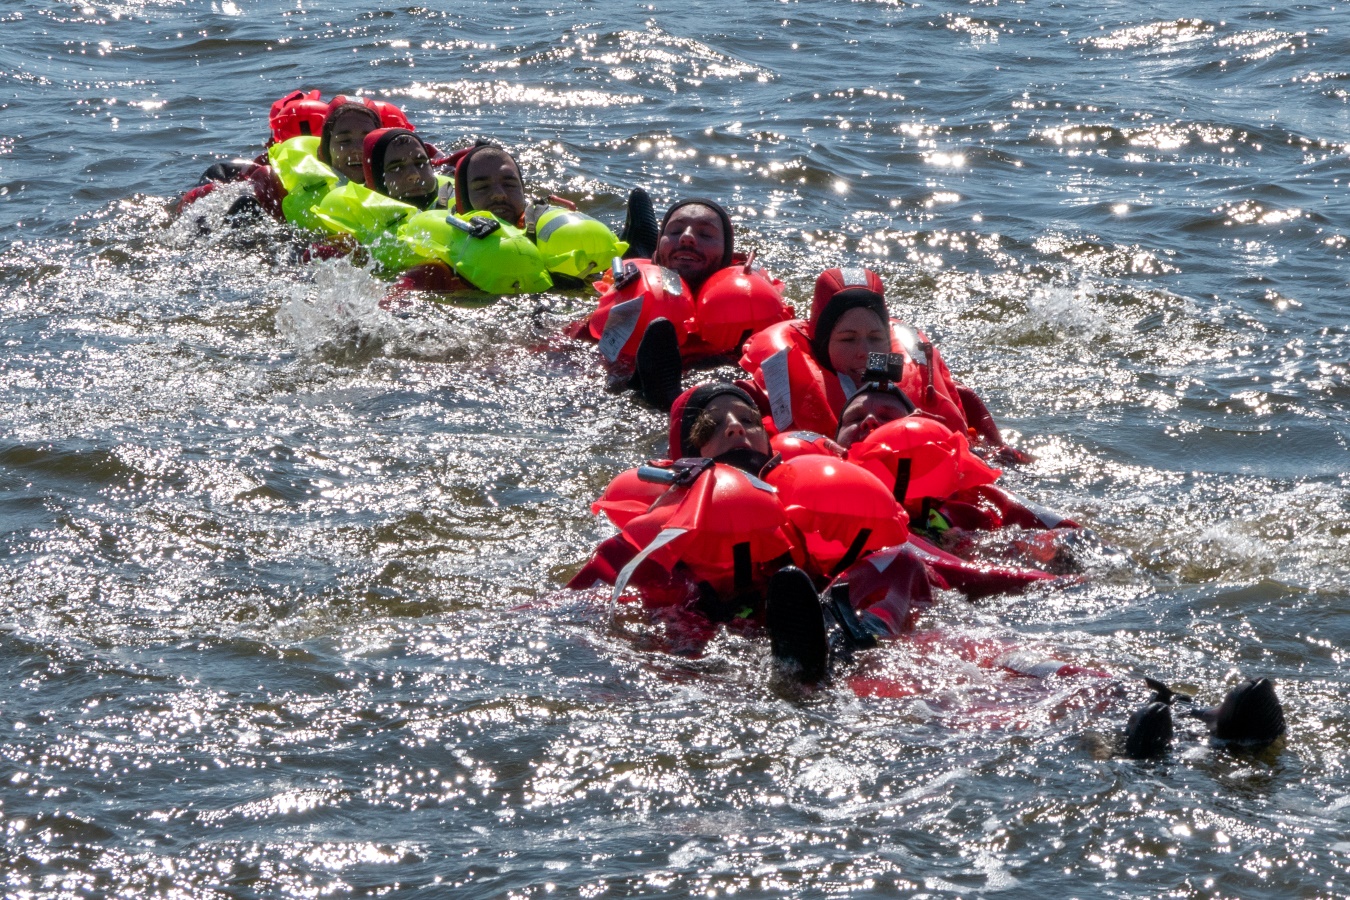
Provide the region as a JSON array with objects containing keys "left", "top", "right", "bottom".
[
  {"left": 830, "top": 528, "right": 872, "bottom": 578},
  {"left": 733, "top": 542, "right": 752, "bottom": 594},
  {"left": 892, "top": 459, "right": 912, "bottom": 503}
]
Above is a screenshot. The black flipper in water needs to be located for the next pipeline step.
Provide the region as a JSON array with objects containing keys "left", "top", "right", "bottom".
[
  {"left": 1124, "top": 700, "right": 1175, "bottom": 759},
  {"left": 634, "top": 318, "right": 683, "bottom": 412},
  {"left": 620, "top": 187, "right": 659, "bottom": 260},
  {"left": 766, "top": 567, "right": 828, "bottom": 685},
  {"left": 1192, "top": 677, "right": 1286, "bottom": 744},
  {"left": 1143, "top": 677, "right": 1192, "bottom": 705}
]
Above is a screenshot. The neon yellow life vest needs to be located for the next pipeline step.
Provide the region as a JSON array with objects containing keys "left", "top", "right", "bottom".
[
  {"left": 267, "top": 135, "right": 339, "bottom": 232},
  {"left": 312, "top": 175, "right": 452, "bottom": 274},
  {"left": 399, "top": 209, "right": 559, "bottom": 295},
  {"left": 527, "top": 206, "right": 629, "bottom": 279}
]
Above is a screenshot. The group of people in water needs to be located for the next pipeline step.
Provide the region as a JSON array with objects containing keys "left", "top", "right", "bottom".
[{"left": 180, "top": 89, "right": 1288, "bottom": 759}]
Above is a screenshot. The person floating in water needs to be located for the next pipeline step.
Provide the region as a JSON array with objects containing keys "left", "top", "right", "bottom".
[
  {"left": 741, "top": 266, "right": 1025, "bottom": 462},
  {"left": 576, "top": 199, "right": 793, "bottom": 410},
  {"left": 391, "top": 139, "right": 653, "bottom": 295}
]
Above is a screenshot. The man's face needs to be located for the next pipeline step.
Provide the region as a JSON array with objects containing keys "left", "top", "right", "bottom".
[
  {"left": 382, "top": 135, "right": 435, "bottom": 202},
  {"left": 827, "top": 306, "right": 890, "bottom": 385},
  {"left": 654, "top": 204, "right": 725, "bottom": 288},
  {"left": 466, "top": 150, "right": 526, "bottom": 223},
  {"left": 328, "top": 109, "right": 378, "bottom": 183},
  {"left": 694, "top": 395, "right": 769, "bottom": 459},
  {"left": 836, "top": 392, "right": 912, "bottom": 449}
]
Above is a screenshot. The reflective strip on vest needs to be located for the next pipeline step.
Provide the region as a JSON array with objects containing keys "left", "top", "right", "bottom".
[
  {"left": 537, "top": 211, "right": 594, "bottom": 243},
  {"left": 738, "top": 468, "right": 778, "bottom": 494},
  {"left": 839, "top": 267, "right": 871, "bottom": 289},
  {"left": 611, "top": 526, "right": 687, "bottom": 610},
  {"left": 760, "top": 347, "right": 793, "bottom": 429},
  {"left": 598, "top": 297, "right": 644, "bottom": 363}
]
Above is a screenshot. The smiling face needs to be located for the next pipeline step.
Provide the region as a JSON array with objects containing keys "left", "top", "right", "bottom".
[
  {"left": 653, "top": 204, "right": 725, "bottom": 289},
  {"left": 689, "top": 394, "right": 769, "bottom": 459},
  {"left": 325, "top": 107, "right": 380, "bottom": 183},
  {"left": 836, "top": 391, "right": 913, "bottom": 449},
  {"left": 465, "top": 148, "right": 526, "bottom": 223},
  {"left": 827, "top": 306, "right": 890, "bottom": 385},
  {"left": 381, "top": 134, "right": 435, "bottom": 202}
]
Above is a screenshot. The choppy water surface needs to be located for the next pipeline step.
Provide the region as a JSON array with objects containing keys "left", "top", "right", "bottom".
[{"left": 2, "top": 0, "right": 1349, "bottom": 895}]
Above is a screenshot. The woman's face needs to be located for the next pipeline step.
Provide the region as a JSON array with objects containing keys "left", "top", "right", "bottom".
[
  {"left": 694, "top": 395, "right": 769, "bottom": 459},
  {"left": 827, "top": 306, "right": 890, "bottom": 384},
  {"left": 836, "top": 392, "right": 912, "bottom": 449},
  {"left": 327, "top": 109, "right": 378, "bottom": 183},
  {"left": 381, "top": 135, "right": 436, "bottom": 202}
]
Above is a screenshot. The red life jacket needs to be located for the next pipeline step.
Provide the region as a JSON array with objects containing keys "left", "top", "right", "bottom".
[
  {"left": 769, "top": 430, "right": 844, "bottom": 461},
  {"left": 591, "top": 464, "right": 674, "bottom": 529},
  {"left": 584, "top": 256, "right": 790, "bottom": 366},
  {"left": 740, "top": 318, "right": 973, "bottom": 437},
  {"left": 764, "top": 454, "right": 909, "bottom": 579},
  {"left": 617, "top": 462, "right": 804, "bottom": 598},
  {"left": 587, "top": 260, "right": 697, "bottom": 365},
  {"left": 268, "top": 90, "right": 328, "bottom": 144},
  {"left": 845, "top": 417, "right": 1000, "bottom": 514}
]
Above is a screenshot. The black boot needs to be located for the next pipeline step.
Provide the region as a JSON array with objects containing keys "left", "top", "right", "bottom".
[
  {"left": 634, "top": 318, "right": 682, "bottom": 412},
  {"left": 825, "top": 582, "right": 878, "bottom": 657},
  {"left": 1193, "top": 677, "right": 1286, "bottom": 744},
  {"left": 620, "top": 187, "right": 659, "bottom": 260},
  {"left": 1124, "top": 701, "right": 1174, "bottom": 759},
  {"left": 1122, "top": 677, "right": 1186, "bottom": 759},
  {"left": 766, "top": 567, "right": 828, "bottom": 684}
]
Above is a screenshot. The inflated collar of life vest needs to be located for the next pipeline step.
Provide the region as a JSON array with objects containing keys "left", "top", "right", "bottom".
[
  {"left": 269, "top": 90, "right": 329, "bottom": 145},
  {"left": 689, "top": 254, "right": 792, "bottom": 356},
  {"left": 453, "top": 140, "right": 524, "bottom": 215},
  {"left": 846, "top": 416, "right": 999, "bottom": 505},
  {"left": 809, "top": 267, "right": 890, "bottom": 371},
  {"left": 362, "top": 127, "right": 427, "bottom": 197},
  {"left": 269, "top": 89, "right": 321, "bottom": 127},
  {"left": 657, "top": 198, "right": 735, "bottom": 271},
  {"left": 669, "top": 382, "right": 760, "bottom": 460}
]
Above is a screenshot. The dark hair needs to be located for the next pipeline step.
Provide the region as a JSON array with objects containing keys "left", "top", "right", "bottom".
[{"left": 318, "top": 102, "right": 380, "bottom": 169}]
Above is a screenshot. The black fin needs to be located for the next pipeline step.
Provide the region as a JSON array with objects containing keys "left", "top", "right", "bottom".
[
  {"left": 620, "top": 187, "right": 659, "bottom": 260},
  {"left": 1124, "top": 700, "right": 1174, "bottom": 759},
  {"left": 634, "top": 318, "right": 682, "bottom": 411},
  {"left": 766, "top": 567, "right": 827, "bottom": 684},
  {"left": 1193, "top": 677, "right": 1286, "bottom": 744}
]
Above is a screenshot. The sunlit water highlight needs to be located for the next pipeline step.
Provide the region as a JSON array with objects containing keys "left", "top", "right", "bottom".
[{"left": 2, "top": 0, "right": 1348, "bottom": 895}]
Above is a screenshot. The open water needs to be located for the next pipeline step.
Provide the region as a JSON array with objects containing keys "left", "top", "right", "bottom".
[{"left": 2, "top": 0, "right": 1349, "bottom": 896}]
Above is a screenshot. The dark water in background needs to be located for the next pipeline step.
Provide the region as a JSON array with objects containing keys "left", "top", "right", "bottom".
[{"left": 2, "top": 0, "right": 1349, "bottom": 895}]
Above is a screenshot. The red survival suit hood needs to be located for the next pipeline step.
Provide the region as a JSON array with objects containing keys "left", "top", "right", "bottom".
[{"left": 808, "top": 267, "right": 890, "bottom": 371}]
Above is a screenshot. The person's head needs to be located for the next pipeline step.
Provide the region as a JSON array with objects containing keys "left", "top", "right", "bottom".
[
  {"left": 320, "top": 102, "right": 381, "bottom": 183},
  {"left": 836, "top": 387, "right": 915, "bottom": 449},
  {"left": 363, "top": 128, "right": 438, "bottom": 209},
  {"left": 652, "top": 199, "right": 734, "bottom": 292},
  {"left": 669, "top": 383, "right": 770, "bottom": 469},
  {"left": 454, "top": 141, "right": 526, "bottom": 224},
  {"left": 808, "top": 267, "right": 890, "bottom": 384}
]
